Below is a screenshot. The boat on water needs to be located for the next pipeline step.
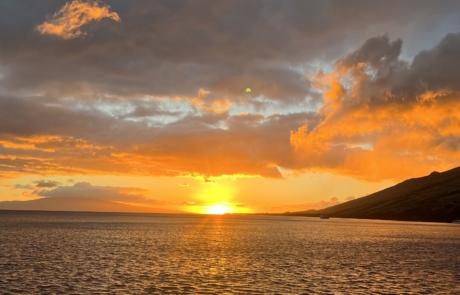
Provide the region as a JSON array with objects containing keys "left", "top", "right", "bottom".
[
  {"left": 320, "top": 215, "right": 329, "bottom": 219},
  {"left": 452, "top": 220, "right": 460, "bottom": 224}
]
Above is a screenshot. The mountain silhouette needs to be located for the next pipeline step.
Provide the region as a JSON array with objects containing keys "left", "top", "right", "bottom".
[
  {"left": 0, "top": 197, "right": 186, "bottom": 214},
  {"left": 286, "top": 167, "right": 460, "bottom": 223}
]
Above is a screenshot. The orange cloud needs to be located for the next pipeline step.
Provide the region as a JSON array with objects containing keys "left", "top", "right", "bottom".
[
  {"left": 36, "top": 0, "right": 120, "bottom": 40},
  {"left": 291, "top": 35, "right": 460, "bottom": 181},
  {"left": 1, "top": 33, "right": 459, "bottom": 184}
]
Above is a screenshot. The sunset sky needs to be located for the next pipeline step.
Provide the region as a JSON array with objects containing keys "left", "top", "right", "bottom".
[{"left": 1, "top": 0, "right": 460, "bottom": 214}]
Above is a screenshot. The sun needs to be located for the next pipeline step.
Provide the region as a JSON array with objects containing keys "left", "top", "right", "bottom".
[{"left": 206, "top": 204, "right": 229, "bottom": 215}]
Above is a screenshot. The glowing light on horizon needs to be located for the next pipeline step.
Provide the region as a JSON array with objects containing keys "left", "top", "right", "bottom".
[{"left": 206, "top": 204, "right": 230, "bottom": 215}]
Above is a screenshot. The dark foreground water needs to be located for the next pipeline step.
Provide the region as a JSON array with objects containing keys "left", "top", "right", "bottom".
[{"left": 0, "top": 211, "right": 459, "bottom": 294}]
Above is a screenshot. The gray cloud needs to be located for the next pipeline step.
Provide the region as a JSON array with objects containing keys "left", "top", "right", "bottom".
[
  {"left": 337, "top": 34, "right": 403, "bottom": 70},
  {"left": 409, "top": 32, "right": 460, "bottom": 91},
  {"left": 1, "top": 0, "right": 459, "bottom": 105},
  {"left": 34, "top": 180, "right": 60, "bottom": 187},
  {"left": 336, "top": 32, "right": 460, "bottom": 107},
  {"left": 13, "top": 184, "right": 34, "bottom": 190}
]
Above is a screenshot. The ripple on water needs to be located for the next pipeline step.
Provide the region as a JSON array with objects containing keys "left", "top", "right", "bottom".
[{"left": 0, "top": 212, "right": 459, "bottom": 294}]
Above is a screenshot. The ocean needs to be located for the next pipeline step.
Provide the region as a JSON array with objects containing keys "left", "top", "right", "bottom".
[{"left": 1, "top": 211, "right": 459, "bottom": 294}]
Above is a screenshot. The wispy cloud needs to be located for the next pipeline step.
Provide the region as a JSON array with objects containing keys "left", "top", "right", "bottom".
[
  {"left": 36, "top": 0, "right": 120, "bottom": 39},
  {"left": 13, "top": 184, "right": 34, "bottom": 190},
  {"left": 34, "top": 180, "right": 60, "bottom": 188}
]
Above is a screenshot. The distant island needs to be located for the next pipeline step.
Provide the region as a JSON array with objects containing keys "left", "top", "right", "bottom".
[
  {"left": 0, "top": 197, "right": 186, "bottom": 214},
  {"left": 284, "top": 167, "right": 460, "bottom": 223}
]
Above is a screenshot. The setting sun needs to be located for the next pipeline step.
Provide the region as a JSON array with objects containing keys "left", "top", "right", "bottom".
[
  {"left": 1, "top": 1, "right": 459, "bottom": 294},
  {"left": 206, "top": 204, "right": 230, "bottom": 215}
]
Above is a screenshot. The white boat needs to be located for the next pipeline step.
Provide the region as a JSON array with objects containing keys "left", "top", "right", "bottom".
[
  {"left": 452, "top": 220, "right": 460, "bottom": 224},
  {"left": 320, "top": 215, "right": 330, "bottom": 219}
]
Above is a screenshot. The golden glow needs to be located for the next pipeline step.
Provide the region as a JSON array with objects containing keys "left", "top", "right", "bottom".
[
  {"left": 191, "top": 185, "right": 235, "bottom": 214},
  {"left": 197, "top": 185, "right": 233, "bottom": 203},
  {"left": 206, "top": 204, "right": 230, "bottom": 215}
]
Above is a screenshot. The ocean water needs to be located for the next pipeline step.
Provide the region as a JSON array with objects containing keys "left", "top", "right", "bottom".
[{"left": 0, "top": 211, "right": 459, "bottom": 294}]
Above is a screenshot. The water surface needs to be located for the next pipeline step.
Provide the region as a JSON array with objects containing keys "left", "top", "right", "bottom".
[{"left": 1, "top": 211, "right": 459, "bottom": 294}]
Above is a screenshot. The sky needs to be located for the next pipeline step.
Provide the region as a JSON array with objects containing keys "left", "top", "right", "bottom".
[{"left": 1, "top": 0, "right": 460, "bottom": 214}]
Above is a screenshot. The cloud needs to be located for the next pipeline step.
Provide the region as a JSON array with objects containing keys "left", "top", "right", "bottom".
[
  {"left": 272, "top": 197, "right": 343, "bottom": 212},
  {"left": 291, "top": 33, "right": 460, "bottom": 181},
  {"left": 2, "top": 1, "right": 458, "bottom": 105},
  {"left": 35, "top": 182, "right": 156, "bottom": 205},
  {"left": 34, "top": 180, "right": 60, "bottom": 188},
  {"left": 0, "top": 2, "right": 460, "bottom": 184},
  {"left": 304, "top": 197, "right": 341, "bottom": 210},
  {"left": 0, "top": 97, "right": 311, "bottom": 178},
  {"left": 36, "top": 0, "right": 120, "bottom": 40},
  {"left": 1, "top": 28, "right": 460, "bottom": 183},
  {"left": 203, "top": 177, "right": 217, "bottom": 185},
  {"left": 13, "top": 184, "right": 34, "bottom": 190},
  {"left": 344, "top": 196, "right": 356, "bottom": 202}
]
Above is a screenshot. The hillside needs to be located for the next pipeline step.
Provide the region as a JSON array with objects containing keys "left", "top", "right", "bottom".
[
  {"left": 286, "top": 167, "right": 460, "bottom": 223},
  {"left": 0, "top": 197, "right": 186, "bottom": 214}
]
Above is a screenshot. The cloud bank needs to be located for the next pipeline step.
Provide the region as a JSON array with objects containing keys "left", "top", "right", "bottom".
[
  {"left": 291, "top": 33, "right": 460, "bottom": 180},
  {"left": 0, "top": 1, "right": 459, "bottom": 183}
]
